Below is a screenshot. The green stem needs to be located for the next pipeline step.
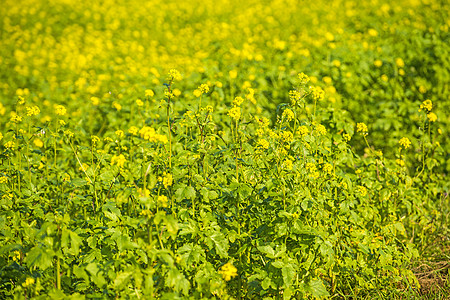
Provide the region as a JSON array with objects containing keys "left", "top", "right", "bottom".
[{"left": 56, "top": 256, "right": 61, "bottom": 290}]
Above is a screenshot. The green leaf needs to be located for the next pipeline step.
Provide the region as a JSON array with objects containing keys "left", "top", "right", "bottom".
[
  {"left": 282, "top": 264, "right": 296, "bottom": 288},
  {"left": 166, "top": 268, "right": 190, "bottom": 295},
  {"left": 24, "top": 245, "right": 54, "bottom": 270},
  {"left": 304, "top": 278, "right": 330, "bottom": 298},
  {"left": 113, "top": 271, "right": 133, "bottom": 289},
  {"left": 258, "top": 244, "right": 285, "bottom": 259},
  {"left": 206, "top": 230, "right": 229, "bottom": 258},
  {"left": 271, "top": 260, "right": 284, "bottom": 268}
]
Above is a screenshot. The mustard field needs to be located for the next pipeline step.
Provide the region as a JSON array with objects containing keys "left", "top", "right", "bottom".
[{"left": 0, "top": 0, "right": 449, "bottom": 298}]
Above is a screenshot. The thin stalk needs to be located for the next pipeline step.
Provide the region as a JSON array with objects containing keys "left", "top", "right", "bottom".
[{"left": 56, "top": 257, "right": 61, "bottom": 289}]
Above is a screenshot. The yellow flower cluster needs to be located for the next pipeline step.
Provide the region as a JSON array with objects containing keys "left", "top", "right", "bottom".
[
  {"left": 257, "top": 138, "right": 270, "bottom": 150},
  {"left": 310, "top": 86, "right": 325, "bottom": 101},
  {"left": 0, "top": 175, "right": 8, "bottom": 184},
  {"left": 228, "top": 106, "right": 241, "bottom": 121},
  {"left": 419, "top": 99, "right": 432, "bottom": 112},
  {"left": 357, "top": 122, "right": 368, "bottom": 135},
  {"left": 427, "top": 112, "right": 437, "bottom": 122},
  {"left": 281, "top": 131, "right": 294, "bottom": 143},
  {"left": 168, "top": 69, "right": 182, "bottom": 81},
  {"left": 289, "top": 90, "right": 301, "bottom": 106},
  {"left": 157, "top": 195, "right": 169, "bottom": 207},
  {"left": 10, "top": 113, "right": 22, "bottom": 123},
  {"left": 145, "top": 89, "right": 154, "bottom": 97},
  {"left": 298, "top": 72, "right": 310, "bottom": 84},
  {"left": 284, "top": 158, "right": 294, "bottom": 170},
  {"left": 54, "top": 105, "right": 67, "bottom": 116},
  {"left": 22, "top": 277, "right": 35, "bottom": 288},
  {"left": 139, "top": 126, "right": 168, "bottom": 144},
  {"left": 111, "top": 154, "right": 126, "bottom": 167},
  {"left": 26, "top": 105, "right": 40, "bottom": 116},
  {"left": 128, "top": 126, "right": 139, "bottom": 135},
  {"left": 297, "top": 125, "right": 309, "bottom": 137},
  {"left": 282, "top": 108, "right": 294, "bottom": 122},
  {"left": 323, "top": 163, "right": 333, "bottom": 175},
  {"left": 398, "top": 137, "right": 411, "bottom": 149},
  {"left": 219, "top": 262, "right": 238, "bottom": 281},
  {"left": 358, "top": 186, "right": 368, "bottom": 197},
  {"left": 159, "top": 172, "right": 173, "bottom": 189}
]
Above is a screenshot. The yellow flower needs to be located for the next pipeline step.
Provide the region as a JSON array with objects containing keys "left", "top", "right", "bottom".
[
  {"left": 282, "top": 131, "right": 294, "bottom": 143},
  {"left": 22, "top": 277, "right": 35, "bottom": 288},
  {"left": 368, "top": 28, "right": 378, "bottom": 37},
  {"left": 91, "top": 135, "right": 101, "bottom": 145},
  {"left": 332, "top": 60, "right": 341, "bottom": 67},
  {"left": 310, "top": 86, "right": 325, "bottom": 101},
  {"left": 90, "top": 97, "right": 100, "bottom": 106},
  {"left": 10, "top": 113, "right": 22, "bottom": 123},
  {"left": 168, "top": 69, "right": 182, "bottom": 81},
  {"left": 33, "top": 138, "right": 44, "bottom": 148},
  {"left": 233, "top": 96, "right": 245, "bottom": 106},
  {"left": 399, "top": 137, "right": 411, "bottom": 149},
  {"left": 145, "top": 89, "right": 154, "bottom": 97},
  {"left": 26, "top": 106, "right": 40, "bottom": 116},
  {"left": 229, "top": 70, "right": 238, "bottom": 79},
  {"left": 297, "top": 125, "right": 309, "bottom": 137},
  {"left": 128, "top": 126, "right": 139, "bottom": 135},
  {"left": 305, "top": 162, "right": 317, "bottom": 173},
  {"left": 374, "top": 59, "right": 383, "bottom": 67},
  {"left": 315, "top": 123, "right": 327, "bottom": 136},
  {"left": 282, "top": 108, "right": 294, "bottom": 122},
  {"left": 112, "top": 102, "right": 122, "bottom": 111},
  {"left": 427, "top": 112, "right": 437, "bottom": 122},
  {"left": 115, "top": 130, "right": 125, "bottom": 138},
  {"left": 343, "top": 133, "right": 351, "bottom": 141},
  {"left": 381, "top": 74, "right": 388, "bottom": 82},
  {"left": 18, "top": 96, "right": 26, "bottom": 105},
  {"left": 418, "top": 86, "right": 427, "bottom": 94},
  {"left": 162, "top": 173, "right": 173, "bottom": 188},
  {"left": 357, "top": 186, "right": 368, "bottom": 196},
  {"left": 228, "top": 106, "right": 241, "bottom": 121},
  {"left": 323, "top": 163, "right": 333, "bottom": 175},
  {"left": 4, "top": 141, "right": 15, "bottom": 148},
  {"left": 396, "top": 159, "right": 405, "bottom": 166},
  {"left": 356, "top": 123, "right": 368, "bottom": 135},
  {"left": 289, "top": 90, "right": 301, "bottom": 105},
  {"left": 284, "top": 158, "right": 294, "bottom": 170},
  {"left": 136, "top": 99, "right": 144, "bottom": 107},
  {"left": 0, "top": 132, "right": 2, "bottom": 141},
  {"left": 395, "top": 58, "right": 405, "bottom": 68},
  {"left": 322, "top": 76, "right": 332, "bottom": 85},
  {"left": 297, "top": 72, "right": 310, "bottom": 84},
  {"left": 199, "top": 84, "right": 209, "bottom": 94},
  {"left": 157, "top": 195, "right": 169, "bottom": 207},
  {"left": 63, "top": 173, "right": 71, "bottom": 181},
  {"left": 111, "top": 154, "right": 126, "bottom": 167},
  {"left": 219, "top": 262, "right": 238, "bottom": 281},
  {"left": 193, "top": 89, "right": 202, "bottom": 97},
  {"left": 0, "top": 176, "right": 8, "bottom": 184},
  {"left": 173, "top": 88, "right": 181, "bottom": 97},
  {"left": 139, "top": 126, "right": 168, "bottom": 144},
  {"left": 419, "top": 99, "right": 432, "bottom": 112},
  {"left": 55, "top": 105, "right": 67, "bottom": 116},
  {"left": 0, "top": 103, "right": 5, "bottom": 115},
  {"left": 257, "top": 139, "right": 269, "bottom": 150}
]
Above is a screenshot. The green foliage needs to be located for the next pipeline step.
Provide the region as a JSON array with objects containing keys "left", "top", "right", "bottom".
[{"left": 0, "top": 0, "right": 449, "bottom": 298}]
